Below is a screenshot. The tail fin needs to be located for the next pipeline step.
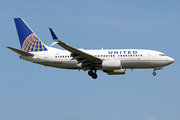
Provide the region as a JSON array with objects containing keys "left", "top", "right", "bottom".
[{"left": 14, "top": 18, "right": 48, "bottom": 52}]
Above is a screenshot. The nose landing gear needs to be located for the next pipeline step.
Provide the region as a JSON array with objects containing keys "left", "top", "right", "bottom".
[
  {"left": 153, "top": 71, "right": 156, "bottom": 76},
  {"left": 152, "top": 67, "right": 163, "bottom": 76}
]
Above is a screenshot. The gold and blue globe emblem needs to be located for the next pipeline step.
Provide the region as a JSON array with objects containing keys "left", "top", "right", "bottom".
[{"left": 22, "top": 34, "right": 47, "bottom": 52}]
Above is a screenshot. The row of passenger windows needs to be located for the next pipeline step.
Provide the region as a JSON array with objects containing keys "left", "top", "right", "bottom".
[
  {"left": 55, "top": 54, "right": 143, "bottom": 58},
  {"left": 55, "top": 56, "right": 71, "bottom": 58},
  {"left": 95, "top": 54, "right": 142, "bottom": 57}
]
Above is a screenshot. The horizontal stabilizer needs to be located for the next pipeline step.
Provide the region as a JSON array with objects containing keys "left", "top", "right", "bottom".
[{"left": 6, "top": 46, "right": 33, "bottom": 56}]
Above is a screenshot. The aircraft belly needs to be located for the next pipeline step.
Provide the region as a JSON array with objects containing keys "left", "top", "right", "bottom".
[
  {"left": 46, "top": 61, "right": 80, "bottom": 69},
  {"left": 122, "top": 61, "right": 147, "bottom": 68},
  {"left": 122, "top": 60, "right": 166, "bottom": 68}
]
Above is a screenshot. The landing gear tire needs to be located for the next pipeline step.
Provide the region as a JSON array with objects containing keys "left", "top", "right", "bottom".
[
  {"left": 88, "top": 70, "right": 93, "bottom": 76},
  {"left": 92, "top": 73, "right": 98, "bottom": 79},
  {"left": 153, "top": 72, "right": 156, "bottom": 76}
]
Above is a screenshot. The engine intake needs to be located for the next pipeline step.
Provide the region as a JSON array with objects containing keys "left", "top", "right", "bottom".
[{"left": 102, "top": 60, "right": 122, "bottom": 70}]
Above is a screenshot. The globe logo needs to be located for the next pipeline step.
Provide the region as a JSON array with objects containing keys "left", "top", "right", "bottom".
[{"left": 22, "top": 34, "right": 47, "bottom": 52}]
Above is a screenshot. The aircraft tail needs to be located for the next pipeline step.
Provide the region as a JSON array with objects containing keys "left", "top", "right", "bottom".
[{"left": 14, "top": 18, "right": 48, "bottom": 52}]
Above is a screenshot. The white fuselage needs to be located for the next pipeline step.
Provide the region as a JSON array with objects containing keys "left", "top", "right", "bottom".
[{"left": 20, "top": 46, "right": 174, "bottom": 71}]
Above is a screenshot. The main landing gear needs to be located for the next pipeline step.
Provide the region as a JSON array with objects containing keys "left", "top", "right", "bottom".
[{"left": 88, "top": 69, "right": 98, "bottom": 79}]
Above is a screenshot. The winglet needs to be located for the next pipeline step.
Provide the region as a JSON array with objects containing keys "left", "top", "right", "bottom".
[
  {"left": 49, "top": 28, "right": 60, "bottom": 46},
  {"left": 49, "top": 28, "right": 58, "bottom": 39}
]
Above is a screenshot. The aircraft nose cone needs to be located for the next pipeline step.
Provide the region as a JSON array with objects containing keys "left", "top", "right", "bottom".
[{"left": 167, "top": 57, "right": 175, "bottom": 64}]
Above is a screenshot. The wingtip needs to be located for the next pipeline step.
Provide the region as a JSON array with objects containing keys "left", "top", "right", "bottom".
[
  {"left": 48, "top": 27, "right": 52, "bottom": 31},
  {"left": 6, "top": 46, "right": 12, "bottom": 49},
  {"left": 49, "top": 28, "right": 58, "bottom": 40}
]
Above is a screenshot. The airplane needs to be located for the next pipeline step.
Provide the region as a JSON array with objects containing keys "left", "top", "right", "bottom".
[{"left": 7, "top": 18, "right": 175, "bottom": 79}]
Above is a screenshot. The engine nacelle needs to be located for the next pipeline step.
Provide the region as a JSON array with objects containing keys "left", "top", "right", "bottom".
[
  {"left": 102, "top": 60, "right": 122, "bottom": 70},
  {"left": 103, "top": 69, "right": 126, "bottom": 75}
]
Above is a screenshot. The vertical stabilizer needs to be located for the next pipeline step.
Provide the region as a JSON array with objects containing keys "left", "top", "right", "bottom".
[{"left": 14, "top": 18, "right": 48, "bottom": 52}]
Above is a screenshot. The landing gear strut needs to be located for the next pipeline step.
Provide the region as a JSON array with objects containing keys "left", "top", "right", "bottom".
[
  {"left": 152, "top": 67, "right": 163, "bottom": 76},
  {"left": 88, "top": 69, "right": 98, "bottom": 79}
]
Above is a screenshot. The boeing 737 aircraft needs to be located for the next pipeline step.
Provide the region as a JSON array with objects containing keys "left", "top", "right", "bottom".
[{"left": 7, "top": 18, "right": 174, "bottom": 79}]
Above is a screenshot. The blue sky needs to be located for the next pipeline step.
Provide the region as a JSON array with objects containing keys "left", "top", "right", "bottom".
[{"left": 0, "top": 0, "right": 180, "bottom": 120}]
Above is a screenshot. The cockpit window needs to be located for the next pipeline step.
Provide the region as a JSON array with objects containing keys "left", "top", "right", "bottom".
[{"left": 159, "top": 54, "right": 166, "bottom": 56}]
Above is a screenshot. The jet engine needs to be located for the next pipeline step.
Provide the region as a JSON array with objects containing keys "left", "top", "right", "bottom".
[
  {"left": 102, "top": 60, "right": 122, "bottom": 70},
  {"left": 103, "top": 69, "right": 126, "bottom": 75}
]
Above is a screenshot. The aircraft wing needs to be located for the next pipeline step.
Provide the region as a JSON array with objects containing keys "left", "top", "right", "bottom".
[
  {"left": 49, "top": 28, "right": 102, "bottom": 65},
  {"left": 6, "top": 46, "right": 33, "bottom": 56}
]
